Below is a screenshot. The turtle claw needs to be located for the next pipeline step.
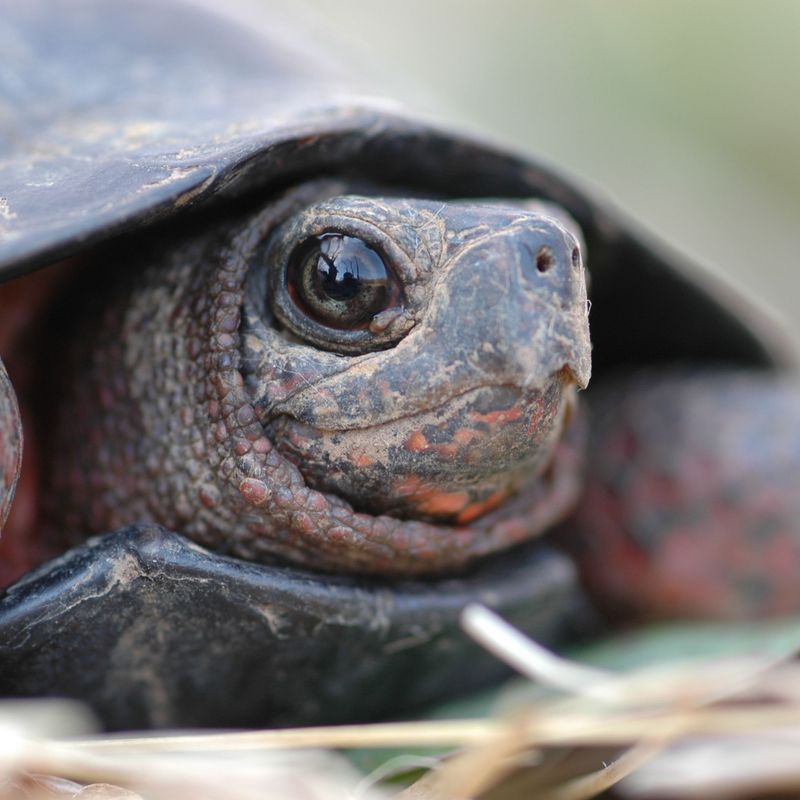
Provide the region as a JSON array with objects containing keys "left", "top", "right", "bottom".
[{"left": 0, "top": 357, "right": 22, "bottom": 533}]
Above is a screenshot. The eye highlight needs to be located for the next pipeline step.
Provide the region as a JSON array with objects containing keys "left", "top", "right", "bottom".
[{"left": 288, "top": 234, "right": 395, "bottom": 329}]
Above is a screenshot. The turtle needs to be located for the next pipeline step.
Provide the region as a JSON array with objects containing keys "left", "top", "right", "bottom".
[{"left": 1, "top": 0, "right": 798, "bottom": 731}]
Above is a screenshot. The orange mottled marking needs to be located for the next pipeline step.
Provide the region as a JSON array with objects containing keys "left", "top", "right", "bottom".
[
  {"left": 393, "top": 474, "right": 423, "bottom": 496},
  {"left": 452, "top": 427, "right": 482, "bottom": 446},
  {"left": 405, "top": 431, "right": 429, "bottom": 452},
  {"left": 392, "top": 475, "right": 472, "bottom": 517},
  {"left": 354, "top": 452, "right": 374, "bottom": 468},
  {"left": 469, "top": 406, "right": 523, "bottom": 426},
  {"left": 456, "top": 489, "right": 511, "bottom": 525},
  {"left": 429, "top": 442, "right": 458, "bottom": 459},
  {"left": 416, "top": 490, "right": 471, "bottom": 516}
]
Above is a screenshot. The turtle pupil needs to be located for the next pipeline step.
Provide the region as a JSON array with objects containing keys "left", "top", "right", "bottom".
[
  {"left": 317, "top": 251, "right": 360, "bottom": 301},
  {"left": 290, "top": 233, "right": 390, "bottom": 328}
]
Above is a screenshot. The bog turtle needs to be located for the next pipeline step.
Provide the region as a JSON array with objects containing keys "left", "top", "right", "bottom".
[{"left": 0, "top": 0, "right": 798, "bottom": 730}]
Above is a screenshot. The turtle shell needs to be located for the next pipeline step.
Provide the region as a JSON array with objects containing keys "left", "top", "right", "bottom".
[{"left": 0, "top": 0, "right": 786, "bottom": 730}]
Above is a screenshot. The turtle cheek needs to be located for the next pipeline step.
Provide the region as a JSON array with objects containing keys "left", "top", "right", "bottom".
[{"left": 267, "top": 372, "right": 576, "bottom": 524}]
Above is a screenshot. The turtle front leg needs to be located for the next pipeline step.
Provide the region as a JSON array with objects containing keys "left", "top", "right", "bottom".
[
  {"left": 559, "top": 369, "right": 800, "bottom": 620},
  {"left": 0, "top": 357, "right": 22, "bottom": 533}
]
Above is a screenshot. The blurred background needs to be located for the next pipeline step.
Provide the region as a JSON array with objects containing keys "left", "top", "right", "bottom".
[{"left": 293, "top": 0, "right": 800, "bottom": 341}]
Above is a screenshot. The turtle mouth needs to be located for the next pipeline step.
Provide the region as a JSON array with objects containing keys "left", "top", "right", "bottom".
[{"left": 267, "top": 370, "right": 578, "bottom": 525}]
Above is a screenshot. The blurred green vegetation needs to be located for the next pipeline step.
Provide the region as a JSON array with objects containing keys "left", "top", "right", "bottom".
[{"left": 297, "top": 1, "right": 800, "bottom": 340}]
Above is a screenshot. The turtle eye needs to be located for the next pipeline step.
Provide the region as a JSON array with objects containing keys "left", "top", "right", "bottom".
[{"left": 287, "top": 234, "right": 395, "bottom": 329}]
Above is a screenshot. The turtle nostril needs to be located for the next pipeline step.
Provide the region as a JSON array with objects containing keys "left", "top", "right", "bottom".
[
  {"left": 535, "top": 246, "right": 555, "bottom": 273},
  {"left": 571, "top": 246, "right": 581, "bottom": 268}
]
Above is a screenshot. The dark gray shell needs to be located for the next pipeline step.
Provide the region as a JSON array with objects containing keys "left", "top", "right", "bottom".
[{"left": 0, "top": 0, "right": 784, "bottom": 730}]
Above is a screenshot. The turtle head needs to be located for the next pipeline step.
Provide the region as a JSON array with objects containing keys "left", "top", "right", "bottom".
[
  {"left": 48, "top": 180, "right": 591, "bottom": 575},
  {"left": 244, "top": 189, "right": 591, "bottom": 525}
]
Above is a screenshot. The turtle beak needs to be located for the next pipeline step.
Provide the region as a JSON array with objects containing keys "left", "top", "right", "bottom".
[{"left": 422, "top": 214, "right": 591, "bottom": 393}]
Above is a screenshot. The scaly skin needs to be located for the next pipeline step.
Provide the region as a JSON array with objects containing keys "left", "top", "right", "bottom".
[{"left": 43, "top": 181, "right": 590, "bottom": 575}]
